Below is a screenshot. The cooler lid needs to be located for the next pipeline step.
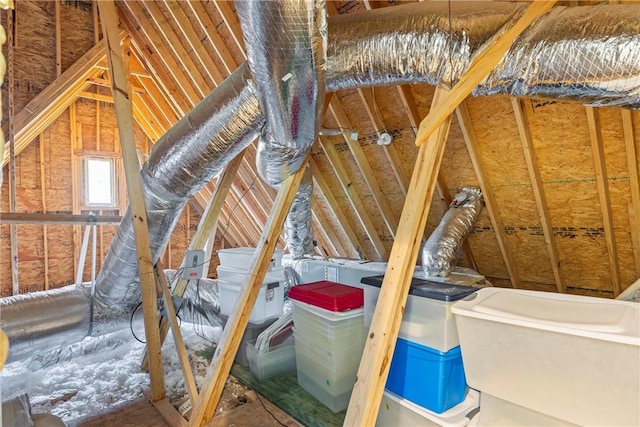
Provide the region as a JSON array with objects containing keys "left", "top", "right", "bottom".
[
  {"left": 288, "top": 281, "right": 363, "bottom": 311},
  {"left": 361, "top": 275, "right": 478, "bottom": 302}
]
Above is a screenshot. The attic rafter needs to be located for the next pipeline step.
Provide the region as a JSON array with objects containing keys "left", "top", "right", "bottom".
[
  {"left": 128, "top": 47, "right": 183, "bottom": 121},
  {"left": 160, "top": 0, "right": 225, "bottom": 86},
  {"left": 356, "top": 88, "right": 410, "bottom": 195},
  {"left": 136, "top": 1, "right": 213, "bottom": 98},
  {"left": 512, "top": 98, "right": 566, "bottom": 293},
  {"left": 585, "top": 107, "right": 622, "bottom": 296},
  {"left": 456, "top": 100, "right": 521, "bottom": 289},
  {"left": 328, "top": 98, "right": 399, "bottom": 240},
  {"left": 213, "top": 0, "right": 246, "bottom": 58},
  {"left": 310, "top": 158, "right": 362, "bottom": 259},
  {"left": 621, "top": 109, "right": 640, "bottom": 277},
  {"left": 318, "top": 136, "right": 388, "bottom": 260},
  {"left": 2, "top": 32, "right": 126, "bottom": 167},
  {"left": 119, "top": 1, "right": 200, "bottom": 108},
  {"left": 185, "top": 1, "right": 238, "bottom": 74}
]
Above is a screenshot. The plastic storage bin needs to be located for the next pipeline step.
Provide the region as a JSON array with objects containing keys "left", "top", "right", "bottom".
[
  {"left": 386, "top": 338, "right": 467, "bottom": 413},
  {"left": 290, "top": 282, "right": 366, "bottom": 413},
  {"left": 217, "top": 265, "right": 284, "bottom": 285},
  {"left": 218, "top": 278, "right": 284, "bottom": 324},
  {"left": 218, "top": 247, "right": 284, "bottom": 270},
  {"left": 452, "top": 288, "right": 640, "bottom": 426},
  {"left": 288, "top": 281, "right": 364, "bottom": 312},
  {"left": 377, "top": 389, "right": 480, "bottom": 427},
  {"left": 473, "top": 393, "right": 576, "bottom": 426},
  {"left": 246, "top": 336, "right": 296, "bottom": 381},
  {"left": 361, "top": 276, "right": 478, "bottom": 352},
  {"left": 219, "top": 314, "right": 276, "bottom": 367}
]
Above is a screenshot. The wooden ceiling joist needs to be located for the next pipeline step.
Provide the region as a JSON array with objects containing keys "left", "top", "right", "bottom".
[
  {"left": 585, "top": 107, "right": 622, "bottom": 296},
  {"left": 456, "top": 101, "right": 521, "bottom": 288},
  {"left": 512, "top": 98, "right": 566, "bottom": 293},
  {"left": 621, "top": 109, "right": 640, "bottom": 277}
]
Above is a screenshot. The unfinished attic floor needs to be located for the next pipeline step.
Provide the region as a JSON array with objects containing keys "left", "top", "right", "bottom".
[{"left": 66, "top": 380, "right": 303, "bottom": 427}]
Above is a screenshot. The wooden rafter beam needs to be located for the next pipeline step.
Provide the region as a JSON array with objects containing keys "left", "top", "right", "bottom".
[
  {"left": 87, "top": 76, "right": 145, "bottom": 93},
  {"left": 345, "top": 88, "right": 452, "bottom": 426},
  {"left": 213, "top": 0, "right": 246, "bottom": 58},
  {"left": 185, "top": 1, "right": 238, "bottom": 74},
  {"left": 140, "top": 0, "right": 210, "bottom": 97},
  {"left": 160, "top": 0, "right": 225, "bottom": 86},
  {"left": 318, "top": 136, "right": 388, "bottom": 260},
  {"left": 621, "top": 109, "right": 640, "bottom": 277},
  {"left": 310, "top": 157, "right": 362, "bottom": 259},
  {"left": 456, "top": 101, "right": 521, "bottom": 288},
  {"left": 2, "top": 33, "right": 124, "bottom": 167},
  {"left": 585, "top": 107, "right": 622, "bottom": 296},
  {"left": 415, "top": 1, "right": 557, "bottom": 147},
  {"left": 512, "top": 98, "right": 565, "bottom": 292},
  {"left": 329, "top": 98, "right": 399, "bottom": 239},
  {"left": 99, "top": 0, "right": 166, "bottom": 401},
  {"left": 189, "top": 154, "right": 310, "bottom": 426},
  {"left": 119, "top": 2, "right": 198, "bottom": 110}
]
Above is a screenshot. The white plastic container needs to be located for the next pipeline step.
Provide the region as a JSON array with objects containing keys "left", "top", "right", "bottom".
[
  {"left": 452, "top": 288, "right": 640, "bottom": 427},
  {"left": 218, "top": 247, "right": 284, "bottom": 270},
  {"left": 218, "top": 278, "right": 284, "bottom": 324},
  {"left": 377, "top": 389, "right": 480, "bottom": 427},
  {"left": 246, "top": 336, "right": 296, "bottom": 381},
  {"left": 362, "top": 277, "right": 477, "bottom": 352},
  {"left": 473, "top": 393, "right": 577, "bottom": 426},
  {"left": 217, "top": 265, "right": 284, "bottom": 284}
]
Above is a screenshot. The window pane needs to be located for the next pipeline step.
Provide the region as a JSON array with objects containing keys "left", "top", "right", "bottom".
[{"left": 86, "top": 159, "right": 113, "bottom": 205}]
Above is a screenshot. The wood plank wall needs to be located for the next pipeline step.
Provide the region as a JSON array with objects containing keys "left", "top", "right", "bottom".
[{"left": 0, "top": 1, "right": 211, "bottom": 297}]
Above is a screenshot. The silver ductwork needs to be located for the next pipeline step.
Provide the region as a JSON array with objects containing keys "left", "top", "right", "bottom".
[
  {"left": 477, "top": 5, "right": 640, "bottom": 108},
  {"left": 3, "top": 1, "right": 640, "bottom": 362},
  {"left": 422, "top": 188, "right": 483, "bottom": 277},
  {"left": 284, "top": 166, "right": 315, "bottom": 258},
  {"left": 237, "top": 0, "right": 327, "bottom": 186},
  {"left": 0, "top": 285, "right": 91, "bottom": 363},
  {"left": 92, "top": 63, "right": 264, "bottom": 336}
]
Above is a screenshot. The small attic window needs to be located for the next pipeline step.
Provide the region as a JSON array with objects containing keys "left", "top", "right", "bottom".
[{"left": 83, "top": 158, "right": 115, "bottom": 207}]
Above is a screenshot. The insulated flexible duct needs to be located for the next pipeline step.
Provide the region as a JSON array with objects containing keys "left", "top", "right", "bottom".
[
  {"left": 422, "top": 188, "right": 483, "bottom": 277},
  {"left": 236, "top": 0, "right": 327, "bottom": 186},
  {"left": 284, "top": 166, "right": 315, "bottom": 257},
  {"left": 4, "top": 1, "right": 640, "bottom": 362},
  {"left": 91, "top": 64, "right": 264, "bottom": 336},
  {"left": 476, "top": 5, "right": 640, "bottom": 108}
]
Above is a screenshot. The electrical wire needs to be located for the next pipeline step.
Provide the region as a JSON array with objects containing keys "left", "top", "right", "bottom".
[
  {"left": 255, "top": 392, "right": 289, "bottom": 427},
  {"left": 130, "top": 301, "right": 146, "bottom": 343}
]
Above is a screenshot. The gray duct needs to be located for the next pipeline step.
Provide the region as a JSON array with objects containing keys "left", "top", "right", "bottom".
[
  {"left": 3, "top": 1, "right": 640, "bottom": 362},
  {"left": 422, "top": 188, "right": 483, "bottom": 277},
  {"left": 284, "top": 166, "right": 315, "bottom": 258}
]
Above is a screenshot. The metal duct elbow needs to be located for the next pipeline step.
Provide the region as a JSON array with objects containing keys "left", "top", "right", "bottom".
[
  {"left": 92, "top": 64, "right": 264, "bottom": 335},
  {"left": 477, "top": 5, "right": 640, "bottom": 108},
  {"left": 422, "top": 188, "right": 483, "bottom": 277},
  {"left": 0, "top": 285, "right": 91, "bottom": 363},
  {"left": 284, "top": 166, "right": 315, "bottom": 258},
  {"left": 237, "top": 0, "right": 327, "bottom": 185},
  {"left": 326, "top": 1, "right": 522, "bottom": 91}
]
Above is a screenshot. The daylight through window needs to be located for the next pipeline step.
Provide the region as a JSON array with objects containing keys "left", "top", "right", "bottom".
[{"left": 85, "top": 158, "right": 115, "bottom": 206}]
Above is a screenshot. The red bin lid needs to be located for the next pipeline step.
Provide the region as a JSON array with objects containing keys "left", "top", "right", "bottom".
[{"left": 288, "top": 281, "right": 364, "bottom": 312}]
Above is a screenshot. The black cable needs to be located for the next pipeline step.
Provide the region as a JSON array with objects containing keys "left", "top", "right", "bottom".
[
  {"left": 255, "top": 392, "right": 289, "bottom": 427},
  {"left": 130, "top": 301, "right": 146, "bottom": 343}
]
